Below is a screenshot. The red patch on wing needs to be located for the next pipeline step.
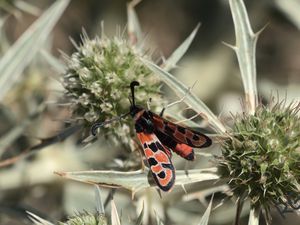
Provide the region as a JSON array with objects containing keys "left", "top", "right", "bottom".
[
  {"left": 151, "top": 113, "right": 212, "bottom": 148},
  {"left": 136, "top": 132, "right": 175, "bottom": 192},
  {"left": 174, "top": 143, "right": 195, "bottom": 161}
]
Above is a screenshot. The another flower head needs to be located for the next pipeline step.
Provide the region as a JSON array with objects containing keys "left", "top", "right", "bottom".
[
  {"left": 218, "top": 102, "right": 300, "bottom": 219},
  {"left": 63, "top": 33, "right": 161, "bottom": 147}
]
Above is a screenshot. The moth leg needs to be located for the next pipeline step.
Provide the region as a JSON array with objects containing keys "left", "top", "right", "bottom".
[
  {"left": 184, "top": 161, "right": 190, "bottom": 176},
  {"left": 159, "top": 82, "right": 196, "bottom": 116},
  {"left": 173, "top": 112, "right": 201, "bottom": 125},
  {"left": 133, "top": 138, "right": 147, "bottom": 170},
  {"left": 147, "top": 98, "right": 152, "bottom": 110}
]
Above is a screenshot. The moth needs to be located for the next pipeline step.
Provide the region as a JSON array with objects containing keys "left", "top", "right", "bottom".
[{"left": 91, "top": 81, "right": 212, "bottom": 192}]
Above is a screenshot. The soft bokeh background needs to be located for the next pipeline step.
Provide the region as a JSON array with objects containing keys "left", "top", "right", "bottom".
[{"left": 0, "top": 0, "right": 299, "bottom": 224}]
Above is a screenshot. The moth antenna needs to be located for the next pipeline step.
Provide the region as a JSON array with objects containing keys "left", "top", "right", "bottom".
[
  {"left": 91, "top": 112, "right": 130, "bottom": 136},
  {"left": 91, "top": 122, "right": 104, "bottom": 136},
  {"left": 130, "top": 81, "right": 140, "bottom": 106},
  {"left": 128, "top": 97, "right": 132, "bottom": 106}
]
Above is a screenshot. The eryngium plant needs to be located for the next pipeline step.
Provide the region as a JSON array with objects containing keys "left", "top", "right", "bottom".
[
  {"left": 218, "top": 103, "right": 300, "bottom": 218},
  {"left": 58, "top": 213, "right": 107, "bottom": 225},
  {"left": 63, "top": 33, "right": 161, "bottom": 147},
  {"left": 56, "top": 0, "right": 300, "bottom": 225}
]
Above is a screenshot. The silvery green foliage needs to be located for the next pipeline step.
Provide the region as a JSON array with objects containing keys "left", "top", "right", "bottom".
[
  {"left": 63, "top": 34, "right": 161, "bottom": 147},
  {"left": 0, "top": 0, "right": 69, "bottom": 101}
]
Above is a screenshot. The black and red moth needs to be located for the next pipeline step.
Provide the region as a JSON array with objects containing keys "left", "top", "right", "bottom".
[{"left": 91, "top": 81, "right": 212, "bottom": 192}]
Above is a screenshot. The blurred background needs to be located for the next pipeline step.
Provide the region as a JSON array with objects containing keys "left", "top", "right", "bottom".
[{"left": 0, "top": 0, "right": 299, "bottom": 224}]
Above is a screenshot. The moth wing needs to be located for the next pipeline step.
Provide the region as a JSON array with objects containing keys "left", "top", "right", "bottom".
[
  {"left": 151, "top": 113, "right": 212, "bottom": 148},
  {"left": 136, "top": 132, "right": 175, "bottom": 192},
  {"left": 154, "top": 129, "right": 195, "bottom": 161}
]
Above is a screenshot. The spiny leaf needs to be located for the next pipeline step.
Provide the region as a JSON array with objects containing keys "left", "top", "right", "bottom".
[
  {"left": 163, "top": 23, "right": 200, "bottom": 71},
  {"left": 228, "top": 0, "right": 261, "bottom": 114},
  {"left": 0, "top": 0, "right": 69, "bottom": 100},
  {"left": 142, "top": 59, "right": 227, "bottom": 134},
  {"left": 55, "top": 168, "right": 219, "bottom": 193}
]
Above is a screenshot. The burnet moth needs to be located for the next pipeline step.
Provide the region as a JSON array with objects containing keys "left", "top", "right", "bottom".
[{"left": 91, "top": 81, "right": 212, "bottom": 192}]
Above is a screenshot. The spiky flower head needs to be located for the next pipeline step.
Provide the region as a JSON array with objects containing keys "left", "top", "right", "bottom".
[
  {"left": 59, "top": 212, "right": 107, "bottom": 225},
  {"left": 63, "top": 33, "right": 161, "bottom": 147},
  {"left": 218, "top": 102, "right": 300, "bottom": 219}
]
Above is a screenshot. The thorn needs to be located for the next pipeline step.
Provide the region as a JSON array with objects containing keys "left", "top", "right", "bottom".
[
  {"left": 196, "top": 22, "right": 202, "bottom": 29},
  {"left": 222, "top": 41, "right": 237, "bottom": 51},
  {"left": 255, "top": 22, "right": 269, "bottom": 37}
]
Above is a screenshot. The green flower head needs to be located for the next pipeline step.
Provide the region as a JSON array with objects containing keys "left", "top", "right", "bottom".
[
  {"left": 218, "top": 102, "right": 300, "bottom": 218},
  {"left": 63, "top": 33, "right": 162, "bottom": 147}
]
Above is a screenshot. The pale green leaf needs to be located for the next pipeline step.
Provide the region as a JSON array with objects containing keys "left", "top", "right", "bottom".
[
  {"left": 56, "top": 170, "right": 148, "bottom": 193},
  {"left": 175, "top": 168, "right": 219, "bottom": 185},
  {"left": 228, "top": 0, "right": 260, "bottom": 114},
  {"left": 142, "top": 59, "right": 227, "bottom": 134},
  {"left": 55, "top": 168, "right": 219, "bottom": 193},
  {"left": 0, "top": 0, "right": 69, "bottom": 100},
  {"left": 163, "top": 23, "right": 200, "bottom": 71}
]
